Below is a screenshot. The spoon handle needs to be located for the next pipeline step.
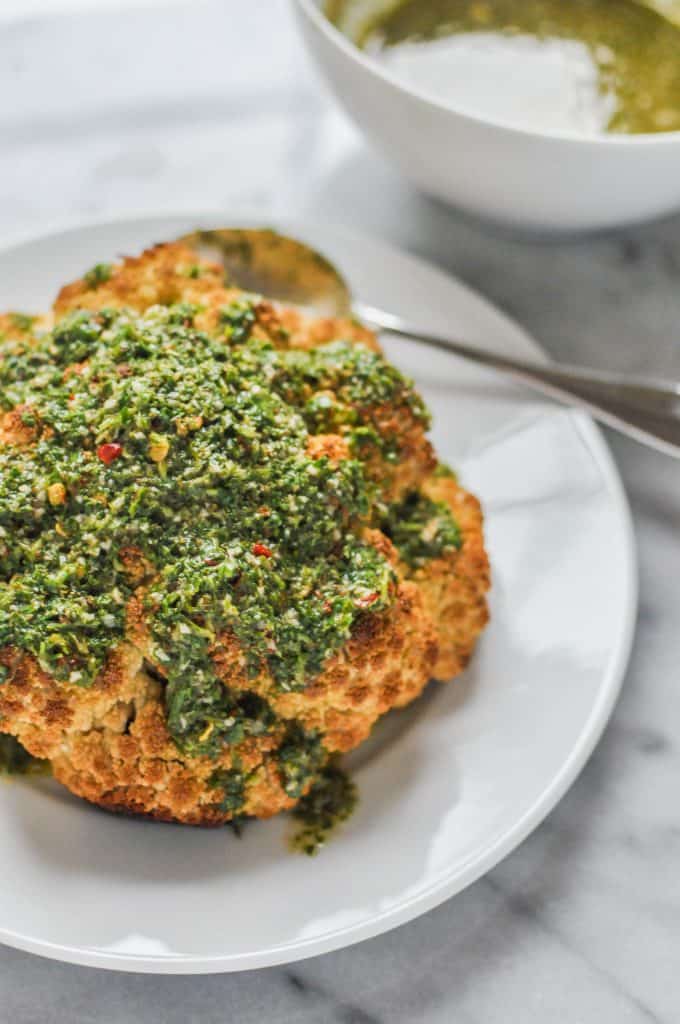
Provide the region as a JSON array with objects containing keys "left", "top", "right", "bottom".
[{"left": 356, "top": 302, "right": 680, "bottom": 459}]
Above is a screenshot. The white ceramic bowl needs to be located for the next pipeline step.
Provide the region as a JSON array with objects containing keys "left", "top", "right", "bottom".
[{"left": 294, "top": 0, "right": 680, "bottom": 232}]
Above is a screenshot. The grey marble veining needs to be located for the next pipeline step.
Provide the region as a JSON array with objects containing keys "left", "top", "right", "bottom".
[{"left": 1, "top": 2, "right": 680, "bottom": 1021}]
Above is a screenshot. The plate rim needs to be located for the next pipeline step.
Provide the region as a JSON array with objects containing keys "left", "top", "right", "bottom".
[{"left": 0, "top": 210, "right": 638, "bottom": 973}]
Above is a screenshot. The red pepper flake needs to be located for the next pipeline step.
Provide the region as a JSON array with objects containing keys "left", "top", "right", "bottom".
[
  {"left": 204, "top": 558, "right": 219, "bottom": 566},
  {"left": 322, "top": 599, "right": 332, "bottom": 614},
  {"left": 68, "top": 394, "right": 76, "bottom": 404},
  {"left": 355, "top": 592, "right": 379, "bottom": 610},
  {"left": 97, "top": 442, "right": 123, "bottom": 465},
  {"left": 252, "top": 543, "right": 273, "bottom": 558}
]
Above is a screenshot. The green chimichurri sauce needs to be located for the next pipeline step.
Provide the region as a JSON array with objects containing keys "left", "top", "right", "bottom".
[
  {"left": 328, "top": 0, "right": 680, "bottom": 135},
  {"left": 290, "top": 759, "right": 358, "bottom": 855},
  {"left": 381, "top": 490, "right": 461, "bottom": 569},
  {"left": 0, "top": 301, "right": 436, "bottom": 801},
  {"left": 0, "top": 295, "right": 460, "bottom": 838}
]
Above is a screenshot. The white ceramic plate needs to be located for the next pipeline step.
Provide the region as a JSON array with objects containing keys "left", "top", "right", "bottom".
[{"left": 0, "top": 214, "right": 636, "bottom": 973}]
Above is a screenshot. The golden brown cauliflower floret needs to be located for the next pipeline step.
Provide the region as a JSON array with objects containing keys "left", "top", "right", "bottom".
[
  {"left": 0, "top": 574, "right": 438, "bottom": 825},
  {"left": 0, "top": 239, "right": 489, "bottom": 828},
  {"left": 0, "top": 645, "right": 294, "bottom": 825},
  {"left": 403, "top": 472, "right": 490, "bottom": 680}
]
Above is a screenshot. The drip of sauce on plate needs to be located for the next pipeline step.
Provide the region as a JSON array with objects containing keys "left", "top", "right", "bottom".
[
  {"left": 290, "top": 760, "right": 357, "bottom": 855},
  {"left": 327, "top": 0, "right": 680, "bottom": 135}
]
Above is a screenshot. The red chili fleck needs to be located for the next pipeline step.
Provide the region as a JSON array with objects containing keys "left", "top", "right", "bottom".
[
  {"left": 97, "top": 442, "right": 123, "bottom": 465},
  {"left": 204, "top": 558, "right": 219, "bottom": 566},
  {"left": 68, "top": 394, "right": 76, "bottom": 404},
  {"left": 355, "top": 592, "right": 379, "bottom": 609},
  {"left": 252, "top": 543, "right": 273, "bottom": 558}
]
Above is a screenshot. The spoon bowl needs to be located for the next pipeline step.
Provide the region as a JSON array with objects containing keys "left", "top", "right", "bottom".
[{"left": 180, "top": 227, "right": 352, "bottom": 317}]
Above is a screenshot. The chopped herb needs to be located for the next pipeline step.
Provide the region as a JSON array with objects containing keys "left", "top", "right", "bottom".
[
  {"left": 84, "top": 263, "right": 113, "bottom": 289},
  {"left": 220, "top": 298, "right": 257, "bottom": 345},
  {"left": 381, "top": 490, "right": 461, "bottom": 568},
  {"left": 278, "top": 723, "right": 326, "bottom": 799},
  {"left": 208, "top": 767, "right": 246, "bottom": 814},
  {"left": 267, "top": 340, "right": 430, "bottom": 462},
  {"left": 433, "top": 462, "right": 457, "bottom": 481}
]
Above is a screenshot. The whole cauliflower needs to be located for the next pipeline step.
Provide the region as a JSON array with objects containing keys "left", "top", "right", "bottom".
[{"left": 0, "top": 242, "right": 489, "bottom": 826}]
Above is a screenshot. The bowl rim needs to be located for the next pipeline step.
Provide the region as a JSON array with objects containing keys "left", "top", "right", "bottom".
[{"left": 295, "top": 0, "right": 680, "bottom": 148}]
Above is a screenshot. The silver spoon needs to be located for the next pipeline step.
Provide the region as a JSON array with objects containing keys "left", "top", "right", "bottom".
[{"left": 180, "top": 227, "right": 680, "bottom": 459}]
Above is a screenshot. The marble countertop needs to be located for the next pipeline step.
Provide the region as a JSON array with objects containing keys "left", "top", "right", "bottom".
[{"left": 2, "top": 2, "right": 680, "bottom": 1020}]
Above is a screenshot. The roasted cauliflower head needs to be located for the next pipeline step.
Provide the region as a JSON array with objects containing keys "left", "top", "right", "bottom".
[{"left": 0, "top": 242, "right": 489, "bottom": 826}]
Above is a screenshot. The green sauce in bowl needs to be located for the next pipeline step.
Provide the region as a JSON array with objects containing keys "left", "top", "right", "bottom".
[{"left": 327, "top": 0, "right": 680, "bottom": 135}]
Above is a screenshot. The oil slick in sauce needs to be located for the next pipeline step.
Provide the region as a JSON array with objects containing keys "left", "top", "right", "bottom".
[{"left": 327, "top": 0, "right": 680, "bottom": 135}]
